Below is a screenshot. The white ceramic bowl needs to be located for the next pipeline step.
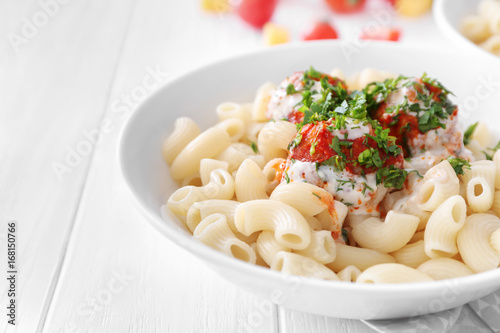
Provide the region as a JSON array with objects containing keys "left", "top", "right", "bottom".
[
  {"left": 118, "top": 41, "right": 500, "bottom": 320},
  {"left": 434, "top": 0, "right": 499, "bottom": 60}
]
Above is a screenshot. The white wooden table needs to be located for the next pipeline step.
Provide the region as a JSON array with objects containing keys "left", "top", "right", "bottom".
[{"left": 1, "top": 0, "right": 455, "bottom": 332}]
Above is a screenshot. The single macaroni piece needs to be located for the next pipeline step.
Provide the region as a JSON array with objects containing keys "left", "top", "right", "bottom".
[
  {"left": 199, "top": 159, "right": 229, "bottom": 186},
  {"left": 336, "top": 265, "right": 362, "bottom": 282},
  {"left": 424, "top": 195, "right": 467, "bottom": 259},
  {"left": 390, "top": 240, "right": 430, "bottom": 269},
  {"left": 417, "top": 160, "right": 460, "bottom": 212},
  {"left": 457, "top": 213, "right": 500, "bottom": 273},
  {"left": 215, "top": 102, "right": 250, "bottom": 123},
  {"left": 294, "top": 230, "right": 337, "bottom": 264},
  {"left": 252, "top": 243, "right": 269, "bottom": 267},
  {"left": 461, "top": 15, "right": 492, "bottom": 44},
  {"left": 326, "top": 243, "right": 395, "bottom": 272},
  {"left": 270, "top": 182, "right": 347, "bottom": 232},
  {"left": 417, "top": 258, "right": 473, "bottom": 280},
  {"left": 162, "top": 117, "right": 201, "bottom": 165},
  {"left": 257, "top": 120, "right": 297, "bottom": 162},
  {"left": 234, "top": 200, "right": 312, "bottom": 250},
  {"left": 170, "top": 127, "right": 231, "bottom": 181},
  {"left": 235, "top": 159, "right": 269, "bottom": 202},
  {"left": 217, "top": 143, "right": 261, "bottom": 173},
  {"left": 252, "top": 82, "right": 275, "bottom": 122},
  {"left": 471, "top": 122, "right": 495, "bottom": 148},
  {"left": 167, "top": 169, "right": 235, "bottom": 217},
  {"left": 186, "top": 199, "right": 239, "bottom": 233},
  {"left": 461, "top": 160, "right": 496, "bottom": 196},
  {"left": 194, "top": 213, "right": 256, "bottom": 264},
  {"left": 215, "top": 118, "right": 246, "bottom": 143},
  {"left": 466, "top": 176, "right": 494, "bottom": 213},
  {"left": 262, "top": 158, "right": 286, "bottom": 194},
  {"left": 357, "top": 263, "right": 433, "bottom": 284},
  {"left": 256, "top": 231, "right": 291, "bottom": 266},
  {"left": 271, "top": 251, "right": 339, "bottom": 280},
  {"left": 351, "top": 211, "right": 419, "bottom": 253}
]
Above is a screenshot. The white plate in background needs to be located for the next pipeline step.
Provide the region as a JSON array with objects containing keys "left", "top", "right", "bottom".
[{"left": 434, "top": 0, "right": 500, "bottom": 60}]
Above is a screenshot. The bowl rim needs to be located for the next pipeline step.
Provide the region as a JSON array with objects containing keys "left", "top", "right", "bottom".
[
  {"left": 117, "top": 40, "right": 500, "bottom": 296},
  {"left": 433, "top": 0, "right": 500, "bottom": 62}
]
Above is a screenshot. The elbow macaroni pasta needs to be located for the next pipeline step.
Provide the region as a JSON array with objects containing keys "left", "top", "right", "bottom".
[
  {"left": 424, "top": 195, "right": 467, "bottom": 259},
  {"left": 234, "top": 200, "right": 312, "bottom": 250},
  {"left": 162, "top": 68, "right": 500, "bottom": 283},
  {"left": 351, "top": 211, "right": 419, "bottom": 253},
  {"left": 162, "top": 117, "right": 200, "bottom": 165},
  {"left": 416, "top": 160, "right": 460, "bottom": 212},
  {"left": 271, "top": 251, "right": 339, "bottom": 280},
  {"left": 457, "top": 213, "right": 500, "bottom": 273},
  {"left": 194, "top": 213, "right": 257, "bottom": 264},
  {"left": 357, "top": 263, "right": 433, "bottom": 284},
  {"left": 417, "top": 258, "right": 473, "bottom": 280},
  {"left": 462, "top": 0, "right": 500, "bottom": 57}
]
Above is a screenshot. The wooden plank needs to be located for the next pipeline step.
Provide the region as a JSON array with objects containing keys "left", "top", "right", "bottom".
[
  {"left": 43, "top": 0, "right": 276, "bottom": 332},
  {"left": 0, "top": 0, "right": 137, "bottom": 332}
]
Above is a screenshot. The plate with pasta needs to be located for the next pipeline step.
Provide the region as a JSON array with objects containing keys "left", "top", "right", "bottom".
[
  {"left": 434, "top": 0, "right": 500, "bottom": 58},
  {"left": 118, "top": 42, "right": 500, "bottom": 319}
]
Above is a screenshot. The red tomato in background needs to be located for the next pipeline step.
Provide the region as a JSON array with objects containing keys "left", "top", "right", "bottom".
[
  {"left": 237, "top": 0, "right": 279, "bottom": 29},
  {"left": 303, "top": 22, "right": 339, "bottom": 41},
  {"left": 324, "top": 0, "right": 367, "bottom": 13},
  {"left": 359, "top": 27, "right": 401, "bottom": 41}
]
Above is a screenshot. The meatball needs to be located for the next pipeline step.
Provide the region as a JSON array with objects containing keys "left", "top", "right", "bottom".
[
  {"left": 282, "top": 118, "right": 405, "bottom": 215},
  {"left": 267, "top": 69, "right": 347, "bottom": 123},
  {"left": 367, "top": 75, "right": 473, "bottom": 172}
]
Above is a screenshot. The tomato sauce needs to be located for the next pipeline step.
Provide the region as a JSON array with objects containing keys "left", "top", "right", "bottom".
[
  {"left": 373, "top": 103, "right": 420, "bottom": 156},
  {"left": 289, "top": 120, "right": 404, "bottom": 175}
]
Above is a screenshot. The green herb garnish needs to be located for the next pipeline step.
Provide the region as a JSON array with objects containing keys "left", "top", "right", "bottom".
[
  {"left": 463, "top": 122, "right": 478, "bottom": 145},
  {"left": 446, "top": 156, "right": 471, "bottom": 176}
]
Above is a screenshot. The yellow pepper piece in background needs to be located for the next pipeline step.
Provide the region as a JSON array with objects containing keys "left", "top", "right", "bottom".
[
  {"left": 395, "top": 0, "right": 433, "bottom": 17},
  {"left": 201, "top": 0, "right": 232, "bottom": 13},
  {"left": 263, "top": 23, "right": 289, "bottom": 46}
]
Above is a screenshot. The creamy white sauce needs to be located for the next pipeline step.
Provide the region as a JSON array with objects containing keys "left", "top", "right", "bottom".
[
  {"left": 330, "top": 119, "right": 372, "bottom": 140},
  {"left": 285, "top": 160, "right": 322, "bottom": 185},
  {"left": 284, "top": 160, "right": 387, "bottom": 216},
  {"left": 384, "top": 81, "right": 414, "bottom": 107},
  {"left": 266, "top": 74, "right": 322, "bottom": 121},
  {"left": 406, "top": 117, "right": 474, "bottom": 173}
]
